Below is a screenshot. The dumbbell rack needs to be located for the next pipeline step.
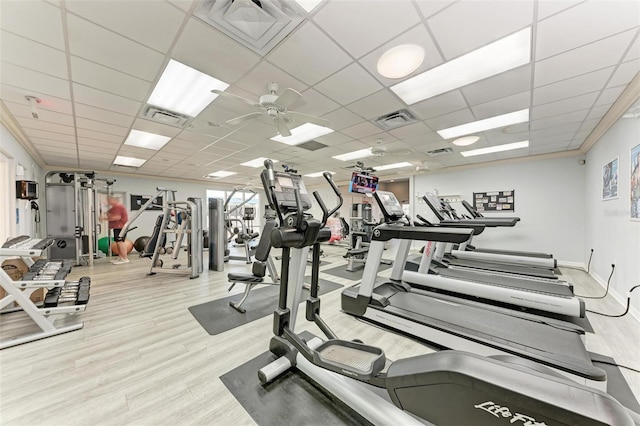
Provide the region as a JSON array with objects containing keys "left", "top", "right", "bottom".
[{"left": 0, "top": 235, "right": 90, "bottom": 349}]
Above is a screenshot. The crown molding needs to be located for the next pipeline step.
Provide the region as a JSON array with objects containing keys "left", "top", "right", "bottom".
[{"left": 0, "top": 101, "right": 47, "bottom": 167}]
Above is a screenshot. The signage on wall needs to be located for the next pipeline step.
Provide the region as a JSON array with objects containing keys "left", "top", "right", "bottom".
[
  {"left": 130, "top": 194, "right": 163, "bottom": 211},
  {"left": 473, "top": 190, "right": 515, "bottom": 212}
]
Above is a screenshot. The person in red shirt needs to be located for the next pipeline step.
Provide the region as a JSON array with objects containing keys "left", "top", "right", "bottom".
[{"left": 104, "top": 196, "right": 129, "bottom": 264}]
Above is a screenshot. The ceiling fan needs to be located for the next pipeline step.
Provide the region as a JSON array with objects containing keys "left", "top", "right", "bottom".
[
  {"left": 344, "top": 161, "right": 376, "bottom": 173},
  {"left": 212, "top": 82, "right": 329, "bottom": 137}
]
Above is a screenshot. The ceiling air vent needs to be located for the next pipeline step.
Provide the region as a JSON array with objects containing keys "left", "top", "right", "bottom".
[
  {"left": 142, "top": 105, "right": 191, "bottom": 128},
  {"left": 298, "top": 140, "right": 327, "bottom": 151},
  {"left": 373, "top": 109, "right": 418, "bottom": 130},
  {"left": 194, "top": 0, "right": 306, "bottom": 56},
  {"left": 426, "top": 147, "right": 454, "bottom": 157}
]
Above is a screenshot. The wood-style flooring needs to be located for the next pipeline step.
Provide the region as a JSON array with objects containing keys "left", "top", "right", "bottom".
[{"left": 1, "top": 244, "right": 638, "bottom": 425}]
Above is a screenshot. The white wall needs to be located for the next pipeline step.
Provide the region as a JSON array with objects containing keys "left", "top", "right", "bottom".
[
  {"left": 585, "top": 116, "right": 640, "bottom": 317},
  {"left": 0, "top": 124, "right": 44, "bottom": 240},
  {"left": 413, "top": 155, "right": 587, "bottom": 263}
]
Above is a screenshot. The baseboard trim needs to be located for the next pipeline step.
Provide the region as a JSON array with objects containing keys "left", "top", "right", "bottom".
[
  {"left": 589, "top": 270, "right": 640, "bottom": 324},
  {"left": 556, "top": 260, "right": 587, "bottom": 272}
]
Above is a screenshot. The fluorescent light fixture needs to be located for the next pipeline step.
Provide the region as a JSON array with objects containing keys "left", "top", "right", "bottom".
[
  {"left": 377, "top": 44, "right": 425, "bottom": 79},
  {"left": 452, "top": 136, "right": 480, "bottom": 147},
  {"left": 294, "top": 0, "right": 324, "bottom": 12},
  {"left": 375, "top": 162, "right": 413, "bottom": 171},
  {"left": 124, "top": 129, "right": 171, "bottom": 150},
  {"left": 391, "top": 28, "right": 531, "bottom": 104},
  {"left": 270, "top": 123, "right": 334, "bottom": 145},
  {"left": 437, "top": 109, "right": 529, "bottom": 140},
  {"left": 304, "top": 171, "right": 336, "bottom": 178},
  {"left": 240, "top": 157, "right": 279, "bottom": 168},
  {"left": 113, "top": 155, "right": 146, "bottom": 167},
  {"left": 207, "top": 171, "right": 237, "bottom": 178},
  {"left": 332, "top": 148, "right": 375, "bottom": 162},
  {"left": 148, "top": 59, "right": 229, "bottom": 117},
  {"left": 461, "top": 140, "right": 529, "bottom": 157}
]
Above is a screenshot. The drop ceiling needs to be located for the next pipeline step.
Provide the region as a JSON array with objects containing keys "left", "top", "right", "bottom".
[{"left": 1, "top": 0, "right": 639, "bottom": 186}]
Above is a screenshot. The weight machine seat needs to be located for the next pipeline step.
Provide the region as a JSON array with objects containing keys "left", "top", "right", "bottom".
[
  {"left": 227, "top": 273, "right": 264, "bottom": 283},
  {"left": 227, "top": 220, "right": 277, "bottom": 283},
  {"left": 346, "top": 248, "right": 370, "bottom": 257},
  {"left": 235, "top": 231, "right": 260, "bottom": 244}
]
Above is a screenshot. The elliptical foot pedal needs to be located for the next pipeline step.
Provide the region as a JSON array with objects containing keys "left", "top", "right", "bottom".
[{"left": 313, "top": 340, "right": 385, "bottom": 380}]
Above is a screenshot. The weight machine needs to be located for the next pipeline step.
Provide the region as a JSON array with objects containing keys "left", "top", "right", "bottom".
[
  {"left": 121, "top": 188, "right": 203, "bottom": 279},
  {"left": 224, "top": 188, "right": 259, "bottom": 263}
]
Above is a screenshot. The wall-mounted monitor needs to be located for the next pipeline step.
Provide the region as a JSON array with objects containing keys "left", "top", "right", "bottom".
[
  {"left": 348, "top": 172, "right": 378, "bottom": 194},
  {"left": 16, "top": 180, "right": 38, "bottom": 200}
]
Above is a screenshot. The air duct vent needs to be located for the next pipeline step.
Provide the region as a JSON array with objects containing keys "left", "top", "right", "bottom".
[
  {"left": 194, "top": 0, "right": 305, "bottom": 56},
  {"left": 373, "top": 109, "right": 418, "bottom": 130},
  {"left": 426, "top": 147, "right": 454, "bottom": 157},
  {"left": 142, "top": 105, "right": 191, "bottom": 128},
  {"left": 298, "top": 140, "right": 327, "bottom": 151}
]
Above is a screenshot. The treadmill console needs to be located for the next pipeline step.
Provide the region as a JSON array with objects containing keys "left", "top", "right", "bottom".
[
  {"left": 373, "top": 191, "right": 405, "bottom": 222},
  {"left": 261, "top": 170, "right": 312, "bottom": 212}
]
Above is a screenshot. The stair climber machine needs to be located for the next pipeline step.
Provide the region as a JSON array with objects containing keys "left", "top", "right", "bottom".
[
  {"left": 422, "top": 193, "right": 558, "bottom": 272},
  {"left": 256, "top": 161, "right": 639, "bottom": 426}
]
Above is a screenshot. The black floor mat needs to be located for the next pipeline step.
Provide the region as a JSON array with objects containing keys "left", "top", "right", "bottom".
[
  {"left": 188, "top": 277, "right": 342, "bottom": 335},
  {"left": 322, "top": 262, "right": 392, "bottom": 281},
  {"left": 589, "top": 352, "right": 640, "bottom": 412},
  {"left": 220, "top": 346, "right": 370, "bottom": 426}
]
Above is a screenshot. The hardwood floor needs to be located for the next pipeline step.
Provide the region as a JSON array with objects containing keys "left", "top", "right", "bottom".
[{"left": 1, "top": 245, "right": 638, "bottom": 425}]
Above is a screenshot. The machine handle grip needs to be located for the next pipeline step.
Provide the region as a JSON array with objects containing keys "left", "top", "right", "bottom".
[
  {"left": 264, "top": 159, "right": 283, "bottom": 224},
  {"left": 313, "top": 191, "right": 329, "bottom": 226},
  {"left": 323, "top": 172, "right": 343, "bottom": 219},
  {"left": 294, "top": 188, "right": 304, "bottom": 230}
]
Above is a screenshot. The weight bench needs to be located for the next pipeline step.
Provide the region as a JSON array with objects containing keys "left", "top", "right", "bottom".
[{"left": 227, "top": 220, "right": 279, "bottom": 313}]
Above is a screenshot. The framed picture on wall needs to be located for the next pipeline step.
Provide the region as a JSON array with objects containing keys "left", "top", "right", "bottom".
[
  {"left": 631, "top": 144, "right": 640, "bottom": 221},
  {"left": 602, "top": 157, "right": 619, "bottom": 200}
]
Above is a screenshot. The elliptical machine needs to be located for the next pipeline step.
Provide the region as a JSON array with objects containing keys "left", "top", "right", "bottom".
[{"left": 257, "top": 160, "right": 639, "bottom": 426}]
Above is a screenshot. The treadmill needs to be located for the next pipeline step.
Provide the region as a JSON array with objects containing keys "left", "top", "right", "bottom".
[
  {"left": 341, "top": 192, "right": 604, "bottom": 390},
  {"left": 423, "top": 193, "right": 558, "bottom": 272}
]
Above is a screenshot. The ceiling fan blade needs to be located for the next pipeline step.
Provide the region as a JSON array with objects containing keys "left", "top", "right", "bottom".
[
  {"left": 227, "top": 112, "right": 264, "bottom": 125},
  {"left": 211, "top": 89, "right": 261, "bottom": 108},
  {"left": 288, "top": 111, "right": 330, "bottom": 128},
  {"left": 275, "top": 117, "right": 292, "bottom": 137},
  {"left": 275, "top": 88, "right": 302, "bottom": 109}
]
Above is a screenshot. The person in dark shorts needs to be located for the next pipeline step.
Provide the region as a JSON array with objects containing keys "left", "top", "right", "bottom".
[{"left": 104, "top": 196, "right": 129, "bottom": 264}]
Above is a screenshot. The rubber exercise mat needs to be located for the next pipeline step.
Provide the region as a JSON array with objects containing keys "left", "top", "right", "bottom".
[
  {"left": 220, "top": 334, "right": 370, "bottom": 426},
  {"left": 188, "top": 277, "right": 342, "bottom": 335},
  {"left": 321, "top": 262, "right": 392, "bottom": 281}
]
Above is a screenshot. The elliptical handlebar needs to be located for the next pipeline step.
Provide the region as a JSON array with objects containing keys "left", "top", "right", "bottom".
[
  {"left": 263, "top": 159, "right": 284, "bottom": 225},
  {"left": 312, "top": 171, "right": 343, "bottom": 227}
]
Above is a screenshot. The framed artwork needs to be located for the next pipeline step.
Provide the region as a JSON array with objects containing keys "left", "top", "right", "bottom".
[
  {"left": 602, "top": 157, "right": 619, "bottom": 200},
  {"left": 631, "top": 144, "right": 640, "bottom": 221}
]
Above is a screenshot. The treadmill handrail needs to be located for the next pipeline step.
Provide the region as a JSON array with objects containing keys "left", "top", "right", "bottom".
[
  {"left": 440, "top": 218, "right": 518, "bottom": 227},
  {"left": 372, "top": 223, "right": 473, "bottom": 243}
]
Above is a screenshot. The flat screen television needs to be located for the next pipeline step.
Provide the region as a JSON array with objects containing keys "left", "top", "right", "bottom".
[{"left": 348, "top": 172, "right": 378, "bottom": 194}]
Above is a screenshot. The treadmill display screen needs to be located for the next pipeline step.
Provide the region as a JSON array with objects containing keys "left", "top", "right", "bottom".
[{"left": 374, "top": 191, "right": 404, "bottom": 220}]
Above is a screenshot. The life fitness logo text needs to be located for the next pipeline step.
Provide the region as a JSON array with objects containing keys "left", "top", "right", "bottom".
[{"left": 474, "top": 401, "right": 547, "bottom": 426}]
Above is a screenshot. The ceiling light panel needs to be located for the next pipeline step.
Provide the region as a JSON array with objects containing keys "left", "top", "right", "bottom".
[
  {"left": 437, "top": 109, "right": 529, "bottom": 140},
  {"left": 460, "top": 140, "right": 529, "bottom": 157},
  {"left": 294, "top": 0, "right": 324, "bottom": 13},
  {"left": 207, "top": 171, "right": 237, "bottom": 178},
  {"left": 271, "top": 123, "right": 334, "bottom": 145},
  {"left": 147, "top": 59, "right": 229, "bottom": 117},
  {"left": 241, "top": 157, "right": 279, "bottom": 168},
  {"left": 377, "top": 44, "right": 425, "bottom": 79},
  {"left": 332, "top": 148, "right": 375, "bottom": 162},
  {"left": 113, "top": 155, "right": 146, "bottom": 167},
  {"left": 375, "top": 162, "right": 413, "bottom": 171},
  {"left": 391, "top": 28, "right": 531, "bottom": 104},
  {"left": 304, "top": 171, "right": 336, "bottom": 178},
  {"left": 124, "top": 129, "right": 171, "bottom": 150}
]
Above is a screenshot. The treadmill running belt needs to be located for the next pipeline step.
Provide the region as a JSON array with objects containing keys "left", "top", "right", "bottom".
[
  {"left": 471, "top": 247, "right": 553, "bottom": 259},
  {"left": 446, "top": 256, "right": 557, "bottom": 279}
]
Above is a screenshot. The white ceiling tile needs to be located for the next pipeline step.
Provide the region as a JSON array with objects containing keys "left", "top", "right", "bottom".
[
  {"left": 534, "top": 30, "right": 636, "bottom": 87},
  {"left": 16, "top": 116, "right": 74, "bottom": 135},
  {"left": 130, "top": 118, "right": 181, "bottom": 138},
  {"left": 537, "top": 1, "right": 582, "bottom": 20},
  {"left": 74, "top": 103, "right": 134, "bottom": 127},
  {"left": 0, "top": 1, "right": 65, "bottom": 50},
  {"left": 31, "top": 138, "right": 76, "bottom": 150},
  {"left": 402, "top": 132, "right": 444, "bottom": 147},
  {"left": 0, "top": 31, "right": 68, "bottom": 79},
  {"left": 314, "top": 132, "right": 353, "bottom": 146},
  {"left": 267, "top": 22, "right": 352, "bottom": 86},
  {"left": 414, "top": 1, "right": 454, "bottom": 19},
  {"left": 76, "top": 117, "right": 129, "bottom": 137},
  {"left": 388, "top": 122, "right": 432, "bottom": 140},
  {"left": 595, "top": 86, "right": 626, "bottom": 106},
  {"left": 461, "top": 65, "right": 531, "bottom": 106},
  {"left": 76, "top": 128, "right": 123, "bottom": 144},
  {"left": 76, "top": 143, "right": 118, "bottom": 155},
  {"left": 424, "top": 109, "right": 476, "bottom": 133},
  {"left": 0, "top": 63, "right": 70, "bottom": 99},
  {"left": 341, "top": 122, "right": 383, "bottom": 140},
  {"left": 233, "top": 62, "right": 307, "bottom": 99},
  {"left": 66, "top": 14, "right": 164, "bottom": 81},
  {"left": 346, "top": 90, "right": 405, "bottom": 120},
  {"left": 72, "top": 83, "right": 142, "bottom": 116},
  {"left": 312, "top": 0, "right": 421, "bottom": 58},
  {"left": 296, "top": 88, "right": 340, "bottom": 117},
  {"left": 530, "top": 110, "right": 588, "bottom": 131},
  {"left": 321, "top": 108, "right": 364, "bottom": 131},
  {"left": 530, "top": 133, "right": 574, "bottom": 146},
  {"left": 428, "top": 0, "right": 533, "bottom": 59},
  {"left": 410, "top": 90, "right": 468, "bottom": 121},
  {"left": 530, "top": 122, "right": 581, "bottom": 139},
  {"left": 532, "top": 92, "right": 598, "bottom": 119},
  {"left": 172, "top": 18, "right": 260, "bottom": 85},
  {"left": 625, "top": 34, "right": 640, "bottom": 61},
  {"left": 315, "top": 63, "right": 382, "bottom": 105},
  {"left": 586, "top": 104, "right": 611, "bottom": 121},
  {"left": 167, "top": 0, "right": 194, "bottom": 12},
  {"left": 0, "top": 85, "right": 72, "bottom": 114},
  {"left": 533, "top": 67, "right": 614, "bottom": 105},
  {"left": 608, "top": 59, "right": 640, "bottom": 88},
  {"left": 471, "top": 91, "right": 531, "bottom": 120},
  {"left": 25, "top": 129, "right": 75, "bottom": 143},
  {"left": 70, "top": 56, "right": 151, "bottom": 101},
  {"left": 3, "top": 101, "right": 74, "bottom": 126},
  {"left": 536, "top": 1, "right": 640, "bottom": 60},
  {"left": 358, "top": 24, "right": 444, "bottom": 87},
  {"left": 164, "top": 138, "right": 207, "bottom": 151},
  {"left": 77, "top": 137, "right": 121, "bottom": 148},
  {"left": 65, "top": 0, "right": 185, "bottom": 52}
]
